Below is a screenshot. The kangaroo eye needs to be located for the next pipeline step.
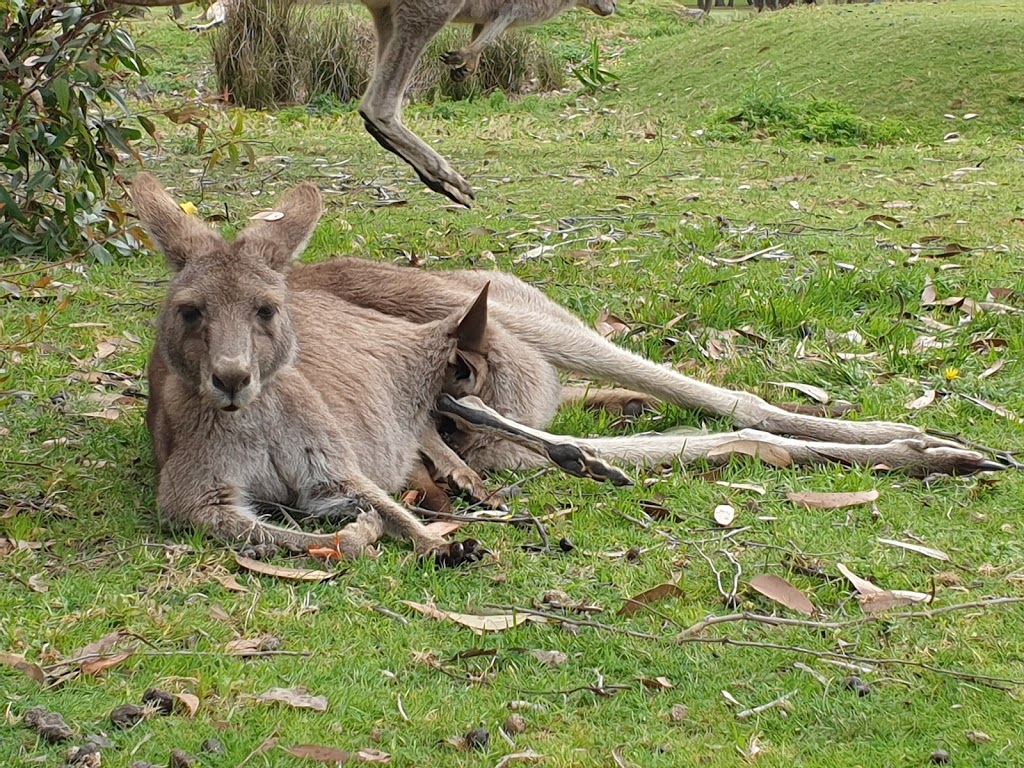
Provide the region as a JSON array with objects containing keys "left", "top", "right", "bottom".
[
  {"left": 257, "top": 305, "right": 277, "bottom": 321},
  {"left": 180, "top": 305, "right": 202, "bottom": 324}
]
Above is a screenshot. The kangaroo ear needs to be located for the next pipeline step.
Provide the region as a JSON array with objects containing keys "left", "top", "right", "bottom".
[
  {"left": 130, "top": 173, "right": 222, "bottom": 272},
  {"left": 455, "top": 283, "right": 489, "bottom": 355},
  {"left": 238, "top": 182, "right": 324, "bottom": 272}
]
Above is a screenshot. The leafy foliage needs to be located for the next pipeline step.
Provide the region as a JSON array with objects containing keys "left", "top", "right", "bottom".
[
  {"left": 705, "top": 81, "right": 906, "bottom": 145},
  {"left": 1, "top": 0, "right": 150, "bottom": 262}
]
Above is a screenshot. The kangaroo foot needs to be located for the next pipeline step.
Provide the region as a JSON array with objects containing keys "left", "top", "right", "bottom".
[
  {"left": 421, "top": 538, "right": 489, "bottom": 568},
  {"left": 359, "top": 111, "right": 476, "bottom": 208}
]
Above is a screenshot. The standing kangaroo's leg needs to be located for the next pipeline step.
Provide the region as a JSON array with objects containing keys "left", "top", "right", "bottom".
[
  {"left": 441, "top": 18, "right": 513, "bottom": 82},
  {"left": 360, "top": 0, "right": 476, "bottom": 207},
  {"left": 368, "top": 4, "right": 394, "bottom": 71},
  {"left": 436, "top": 396, "right": 1001, "bottom": 477}
]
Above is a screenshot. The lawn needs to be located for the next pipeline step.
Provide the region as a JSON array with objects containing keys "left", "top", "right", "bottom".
[{"left": 2, "top": 1, "right": 1024, "bottom": 766}]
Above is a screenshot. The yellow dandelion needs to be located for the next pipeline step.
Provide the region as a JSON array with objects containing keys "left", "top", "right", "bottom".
[{"left": 943, "top": 367, "right": 960, "bottom": 381}]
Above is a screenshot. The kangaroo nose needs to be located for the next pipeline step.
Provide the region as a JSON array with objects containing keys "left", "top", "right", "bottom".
[{"left": 211, "top": 370, "right": 252, "bottom": 399}]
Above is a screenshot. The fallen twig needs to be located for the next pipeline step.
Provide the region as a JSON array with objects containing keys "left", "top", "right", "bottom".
[{"left": 736, "top": 689, "right": 798, "bottom": 719}]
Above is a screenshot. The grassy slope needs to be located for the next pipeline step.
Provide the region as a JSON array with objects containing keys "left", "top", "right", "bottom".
[{"left": 3, "top": 1, "right": 1024, "bottom": 767}]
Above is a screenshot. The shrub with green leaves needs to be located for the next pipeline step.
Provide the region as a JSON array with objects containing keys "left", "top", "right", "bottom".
[
  {"left": 1, "top": 0, "right": 150, "bottom": 263},
  {"left": 705, "top": 81, "right": 906, "bottom": 146}
]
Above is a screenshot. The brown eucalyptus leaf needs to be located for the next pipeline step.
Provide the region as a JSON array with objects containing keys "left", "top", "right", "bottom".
[
  {"left": 617, "top": 582, "right": 684, "bottom": 616},
  {"left": 213, "top": 572, "right": 249, "bottom": 592},
  {"left": 595, "top": 309, "right": 631, "bottom": 340},
  {"left": 401, "top": 601, "right": 532, "bottom": 634},
  {"left": 283, "top": 744, "right": 350, "bottom": 764},
  {"left": 768, "top": 381, "right": 830, "bottom": 404},
  {"left": 356, "top": 749, "right": 391, "bottom": 763},
  {"left": 175, "top": 693, "right": 201, "bottom": 718},
  {"left": 0, "top": 652, "right": 45, "bottom": 684},
  {"left": 254, "top": 687, "right": 329, "bottom": 711},
  {"left": 234, "top": 554, "right": 336, "bottom": 582},
  {"left": 905, "top": 390, "right": 937, "bottom": 410},
  {"left": 877, "top": 538, "right": 950, "bottom": 562},
  {"left": 748, "top": 574, "right": 815, "bottom": 615},
  {"left": 707, "top": 440, "right": 793, "bottom": 468},
  {"left": 81, "top": 649, "right": 134, "bottom": 676},
  {"left": 786, "top": 489, "right": 879, "bottom": 510}
]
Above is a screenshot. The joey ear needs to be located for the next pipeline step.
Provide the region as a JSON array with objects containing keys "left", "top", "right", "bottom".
[
  {"left": 455, "top": 282, "right": 489, "bottom": 355},
  {"left": 130, "top": 173, "right": 222, "bottom": 272},
  {"left": 238, "top": 182, "right": 324, "bottom": 272}
]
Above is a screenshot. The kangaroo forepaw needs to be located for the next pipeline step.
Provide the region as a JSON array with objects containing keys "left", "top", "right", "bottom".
[
  {"left": 546, "top": 443, "right": 633, "bottom": 486},
  {"left": 441, "top": 50, "right": 465, "bottom": 67},
  {"left": 422, "top": 538, "right": 490, "bottom": 568}
]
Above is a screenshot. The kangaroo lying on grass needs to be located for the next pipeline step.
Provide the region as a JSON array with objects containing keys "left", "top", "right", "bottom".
[{"left": 135, "top": 176, "right": 1003, "bottom": 560}]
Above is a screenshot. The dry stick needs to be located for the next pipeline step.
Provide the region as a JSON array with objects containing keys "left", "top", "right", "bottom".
[
  {"left": 489, "top": 600, "right": 1024, "bottom": 690},
  {"left": 736, "top": 689, "right": 798, "bottom": 719},
  {"left": 677, "top": 597, "right": 1024, "bottom": 638}
]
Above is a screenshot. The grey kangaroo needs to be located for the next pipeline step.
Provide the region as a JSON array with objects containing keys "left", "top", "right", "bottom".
[{"left": 135, "top": 177, "right": 1002, "bottom": 559}]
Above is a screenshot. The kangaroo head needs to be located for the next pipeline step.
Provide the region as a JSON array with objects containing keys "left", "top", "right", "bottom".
[
  {"left": 582, "top": 0, "right": 616, "bottom": 16},
  {"left": 446, "top": 282, "right": 490, "bottom": 398},
  {"left": 131, "top": 174, "right": 323, "bottom": 412}
]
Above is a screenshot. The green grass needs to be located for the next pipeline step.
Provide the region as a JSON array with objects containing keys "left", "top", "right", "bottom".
[{"left": 3, "top": 1, "right": 1024, "bottom": 766}]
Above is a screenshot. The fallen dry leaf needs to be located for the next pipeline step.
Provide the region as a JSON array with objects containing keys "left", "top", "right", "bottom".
[
  {"left": 905, "top": 389, "right": 937, "bottom": 411},
  {"left": 175, "top": 693, "right": 200, "bottom": 718},
  {"left": 595, "top": 309, "right": 631, "bottom": 340},
  {"left": 234, "top": 554, "right": 336, "bottom": 582},
  {"left": 423, "top": 521, "right": 463, "bottom": 537},
  {"left": 768, "top": 381, "right": 830, "bottom": 404},
  {"left": 213, "top": 572, "right": 249, "bottom": 592},
  {"left": 960, "top": 395, "right": 1023, "bottom": 424},
  {"left": 617, "top": 581, "right": 684, "bottom": 616},
  {"left": 283, "top": 744, "right": 350, "bottom": 764},
  {"left": 530, "top": 649, "right": 568, "bottom": 668},
  {"left": 225, "top": 636, "right": 279, "bottom": 656},
  {"left": 877, "top": 538, "right": 950, "bottom": 562},
  {"left": 748, "top": 574, "right": 815, "bottom": 615},
  {"left": 401, "top": 601, "right": 533, "bottom": 634},
  {"left": 356, "top": 748, "right": 392, "bottom": 763},
  {"left": 979, "top": 359, "right": 1005, "bottom": 379},
  {"left": 715, "top": 481, "right": 767, "bottom": 495},
  {"left": 708, "top": 440, "right": 793, "bottom": 468},
  {"left": 639, "top": 676, "right": 674, "bottom": 690},
  {"left": 837, "top": 563, "right": 929, "bottom": 614},
  {"left": 254, "top": 687, "right": 329, "bottom": 712},
  {"left": 495, "top": 751, "right": 545, "bottom": 768},
  {"left": 81, "top": 649, "right": 134, "bottom": 676},
  {"left": 27, "top": 573, "right": 48, "bottom": 593},
  {"left": 786, "top": 489, "right": 879, "bottom": 510},
  {"left": 0, "top": 652, "right": 45, "bottom": 685}
]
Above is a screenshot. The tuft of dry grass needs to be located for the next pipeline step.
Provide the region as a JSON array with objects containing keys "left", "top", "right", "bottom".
[{"left": 212, "top": 0, "right": 564, "bottom": 109}]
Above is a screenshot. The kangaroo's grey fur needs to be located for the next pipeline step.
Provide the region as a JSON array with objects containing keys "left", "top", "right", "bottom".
[{"left": 358, "top": 0, "right": 615, "bottom": 206}]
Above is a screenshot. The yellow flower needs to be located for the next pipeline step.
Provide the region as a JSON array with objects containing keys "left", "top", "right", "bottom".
[
  {"left": 179, "top": 201, "right": 199, "bottom": 216},
  {"left": 943, "top": 367, "right": 960, "bottom": 381}
]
